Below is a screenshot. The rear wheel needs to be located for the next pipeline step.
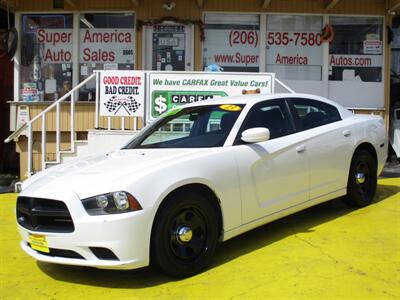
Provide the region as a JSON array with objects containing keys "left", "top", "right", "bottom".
[
  {"left": 344, "top": 149, "right": 377, "bottom": 207},
  {"left": 151, "top": 192, "right": 218, "bottom": 277}
]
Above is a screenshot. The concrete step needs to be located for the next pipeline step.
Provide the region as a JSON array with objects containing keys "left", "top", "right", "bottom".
[{"left": 61, "top": 140, "right": 89, "bottom": 164}]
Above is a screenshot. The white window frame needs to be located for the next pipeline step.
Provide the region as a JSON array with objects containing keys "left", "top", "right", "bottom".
[
  {"left": 327, "top": 14, "right": 386, "bottom": 110},
  {"left": 202, "top": 11, "right": 386, "bottom": 109},
  {"left": 14, "top": 10, "right": 137, "bottom": 103},
  {"left": 202, "top": 11, "right": 262, "bottom": 73},
  {"left": 265, "top": 13, "right": 327, "bottom": 98}
]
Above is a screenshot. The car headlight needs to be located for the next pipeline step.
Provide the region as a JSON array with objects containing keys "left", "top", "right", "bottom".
[{"left": 81, "top": 191, "right": 142, "bottom": 215}]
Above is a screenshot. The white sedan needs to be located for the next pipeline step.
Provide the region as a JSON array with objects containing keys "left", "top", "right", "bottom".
[{"left": 17, "top": 93, "right": 387, "bottom": 277}]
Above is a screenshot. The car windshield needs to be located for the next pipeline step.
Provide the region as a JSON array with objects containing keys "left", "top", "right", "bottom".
[{"left": 123, "top": 104, "right": 244, "bottom": 149}]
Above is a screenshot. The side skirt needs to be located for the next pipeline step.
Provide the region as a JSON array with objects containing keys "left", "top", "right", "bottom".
[{"left": 221, "top": 188, "right": 346, "bottom": 242}]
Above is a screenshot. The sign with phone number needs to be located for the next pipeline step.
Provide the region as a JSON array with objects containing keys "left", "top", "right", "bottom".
[
  {"left": 266, "top": 31, "right": 323, "bottom": 66},
  {"left": 226, "top": 30, "right": 322, "bottom": 47},
  {"left": 204, "top": 29, "right": 260, "bottom": 68},
  {"left": 205, "top": 29, "right": 324, "bottom": 68},
  {"left": 267, "top": 31, "right": 323, "bottom": 47}
]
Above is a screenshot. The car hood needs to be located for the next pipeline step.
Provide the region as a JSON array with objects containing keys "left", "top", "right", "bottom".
[{"left": 21, "top": 148, "right": 200, "bottom": 199}]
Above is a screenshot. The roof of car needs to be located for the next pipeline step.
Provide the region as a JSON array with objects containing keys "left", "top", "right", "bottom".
[
  {"left": 186, "top": 93, "right": 322, "bottom": 105},
  {"left": 186, "top": 93, "right": 329, "bottom": 106},
  {"left": 182, "top": 93, "right": 353, "bottom": 118}
]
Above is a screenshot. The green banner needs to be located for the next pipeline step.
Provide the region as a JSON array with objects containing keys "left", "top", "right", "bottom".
[{"left": 151, "top": 90, "right": 228, "bottom": 118}]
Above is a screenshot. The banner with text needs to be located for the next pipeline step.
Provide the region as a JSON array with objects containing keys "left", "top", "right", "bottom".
[
  {"left": 266, "top": 31, "right": 323, "bottom": 68},
  {"left": 99, "top": 70, "right": 145, "bottom": 117},
  {"left": 329, "top": 54, "right": 383, "bottom": 67},
  {"left": 79, "top": 29, "right": 135, "bottom": 64},
  {"left": 35, "top": 28, "right": 135, "bottom": 65},
  {"left": 148, "top": 72, "right": 275, "bottom": 120},
  {"left": 203, "top": 29, "right": 260, "bottom": 68},
  {"left": 37, "top": 29, "right": 73, "bottom": 63}
]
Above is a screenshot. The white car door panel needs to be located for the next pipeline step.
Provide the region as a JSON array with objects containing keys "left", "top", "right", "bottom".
[
  {"left": 305, "top": 122, "right": 354, "bottom": 199},
  {"left": 287, "top": 98, "right": 354, "bottom": 200},
  {"left": 235, "top": 135, "right": 309, "bottom": 223}
]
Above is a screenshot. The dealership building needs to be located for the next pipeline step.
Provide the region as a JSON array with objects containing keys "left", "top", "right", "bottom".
[{"left": 0, "top": 0, "right": 399, "bottom": 178}]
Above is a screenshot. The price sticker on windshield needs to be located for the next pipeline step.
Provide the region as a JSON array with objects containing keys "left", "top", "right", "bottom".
[{"left": 219, "top": 104, "right": 242, "bottom": 112}]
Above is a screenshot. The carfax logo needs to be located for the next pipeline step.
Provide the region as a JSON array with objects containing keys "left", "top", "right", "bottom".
[
  {"left": 104, "top": 96, "right": 141, "bottom": 115},
  {"left": 152, "top": 90, "right": 228, "bottom": 118}
]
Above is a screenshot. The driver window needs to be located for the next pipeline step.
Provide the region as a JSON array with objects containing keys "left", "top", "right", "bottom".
[{"left": 235, "top": 100, "right": 294, "bottom": 144}]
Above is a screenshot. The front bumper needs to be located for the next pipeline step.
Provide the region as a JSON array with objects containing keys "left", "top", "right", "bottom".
[{"left": 17, "top": 194, "right": 154, "bottom": 270}]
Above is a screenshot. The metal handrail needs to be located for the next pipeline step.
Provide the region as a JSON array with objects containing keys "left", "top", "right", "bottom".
[
  {"left": 4, "top": 72, "right": 96, "bottom": 176},
  {"left": 4, "top": 73, "right": 96, "bottom": 143},
  {"left": 275, "top": 78, "right": 296, "bottom": 94}
]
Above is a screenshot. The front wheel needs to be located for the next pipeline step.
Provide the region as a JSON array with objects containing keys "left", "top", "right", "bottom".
[
  {"left": 344, "top": 149, "right": 377, "bottom": 207},
  {"left": 151, "top": 192, "right": 219, "bottom": 277}
]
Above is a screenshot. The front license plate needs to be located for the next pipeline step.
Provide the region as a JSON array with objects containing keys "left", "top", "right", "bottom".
[{"left": 29, "top": 234, "right": 50, "bottom": 253}]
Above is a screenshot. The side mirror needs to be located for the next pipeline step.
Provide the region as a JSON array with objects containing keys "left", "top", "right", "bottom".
[{"left": 241, "top": 127, "right": 270, "bottom": 143}]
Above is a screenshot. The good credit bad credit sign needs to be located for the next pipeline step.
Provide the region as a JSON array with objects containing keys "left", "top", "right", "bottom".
[
  {"left": 100, "top": 71, "right": 144, "bottom": 117},
  {"left": 148, "top": 72, "right": 274, "bottom": 120}
]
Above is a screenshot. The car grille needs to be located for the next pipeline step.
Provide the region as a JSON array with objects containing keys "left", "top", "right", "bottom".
[{"left": 17, "top": 197, "right": 75, "bottom": 233}]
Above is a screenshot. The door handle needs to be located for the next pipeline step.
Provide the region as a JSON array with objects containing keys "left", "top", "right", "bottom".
[
  {"left": 296, "top": 145, "right": 306, "bottom": 153},
  {"left": 343, "top": 130, "right": 351, "bottom": 137}
]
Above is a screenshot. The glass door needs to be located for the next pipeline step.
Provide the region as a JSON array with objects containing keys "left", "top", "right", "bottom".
[{"left": 143, "top": 23, "right": 193, "bottom": 71}]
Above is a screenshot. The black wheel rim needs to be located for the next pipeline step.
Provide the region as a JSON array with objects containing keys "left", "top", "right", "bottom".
[
  {"left": 169, "top": 207, "right": 207, "bottom": 262},
  {"left": 354, "top": 159, "right": 371, "bottom": 197}
]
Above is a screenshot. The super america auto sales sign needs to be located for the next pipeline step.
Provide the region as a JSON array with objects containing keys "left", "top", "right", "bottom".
[
  {"left": 99, "top": 71, "right": 145, "bottom": 117},
  {"left": 36, "top": 28, "right": 135, "bottom": 64}
]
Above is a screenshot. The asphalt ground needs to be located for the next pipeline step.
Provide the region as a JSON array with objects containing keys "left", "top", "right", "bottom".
[{"left": 0, "top": 178, "right": 399, "bottom": 300}]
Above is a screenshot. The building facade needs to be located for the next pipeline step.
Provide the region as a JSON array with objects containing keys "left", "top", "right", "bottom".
[{"left": 2, "top": 0, "right": 400, "bottom": 178}]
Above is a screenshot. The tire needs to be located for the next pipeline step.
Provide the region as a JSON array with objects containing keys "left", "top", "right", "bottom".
[
  {"left": 344, "top": 149, "right": 377, "bottom": 207},
  {"left": 151, "top": 192, "right": 219, "bottom": 277}
]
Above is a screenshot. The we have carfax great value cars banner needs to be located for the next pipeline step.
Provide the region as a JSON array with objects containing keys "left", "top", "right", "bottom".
[{"left": 147, "top": 72, "right": 275, "bottom": 120}]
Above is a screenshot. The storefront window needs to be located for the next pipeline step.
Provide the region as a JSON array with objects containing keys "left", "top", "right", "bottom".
[
  {"left": 329, "top": 16, "right": 383, "bottom": 82},
  {"left": 203, "top": 14, "right": 260, "bottom": 72},
  {"left": 79, "top": 13, "right": 135, "bottom": 100},
  {"left": 392, "top": 17, "right": 400, "bottom": 75},
  {"left": 20, "top": 14, "right": 73, "bottom": 101},
  {"left": 266, "top": 15, "right": 323, "bottom": 80}
]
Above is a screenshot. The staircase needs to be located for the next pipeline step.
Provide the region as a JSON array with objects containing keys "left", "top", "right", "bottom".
[
  {"left": 59, "top": 140, "right": 89, "bottom": 165},
  {"left": 5, "top": 73, "right": 99, "bottom": 177}
]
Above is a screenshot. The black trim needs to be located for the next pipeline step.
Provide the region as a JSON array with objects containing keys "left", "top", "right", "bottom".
[
  {"left": 284, "top": 99, "right": 297, "bottom": 132},
  {"left": 89, "top": 247, "right": 119, "bottom": 261},
  {"left": 28, "top": 243, "right": 84, "bottom": 259},
  {"left": 17, "top": 197, "right": 74, "bottom": 233}
]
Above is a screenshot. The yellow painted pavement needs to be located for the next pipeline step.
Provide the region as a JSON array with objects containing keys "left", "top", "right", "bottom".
[{"left": 0, "top": 178, "right": 399, "bottom": 299}]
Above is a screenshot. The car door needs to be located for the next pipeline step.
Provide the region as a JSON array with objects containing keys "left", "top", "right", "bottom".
[
  {"left": 232, "top": 99, "right": 310, "bottom": 224},
  {"left": 287, "top": 98, "right": 354, "bottom": 199}
]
